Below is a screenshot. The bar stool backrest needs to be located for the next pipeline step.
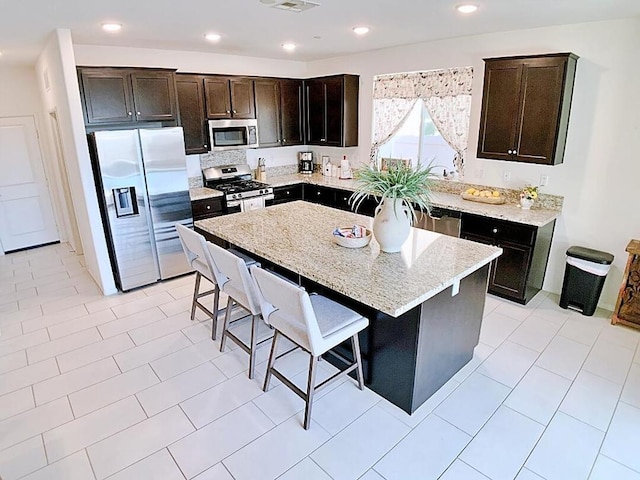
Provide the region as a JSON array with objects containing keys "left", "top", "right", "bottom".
[
  {"left": 176, "top": 224, "right": 211, "bottom": 280},
  {"left": 206, "top": 242, "right": 261, "bottom": 316},
  {"left": 250, "top": 266, "right": 324, "bottom": 355}
]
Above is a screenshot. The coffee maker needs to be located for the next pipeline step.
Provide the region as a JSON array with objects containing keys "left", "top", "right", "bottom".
[{"left": 298, "top": 151, "right": 314, "bottom": 174}]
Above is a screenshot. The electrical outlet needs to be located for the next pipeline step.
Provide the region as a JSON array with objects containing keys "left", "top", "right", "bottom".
[
  {"left": 540, "top": 174, "right": 549, "bottom": 187},
  {"left": 503, "top": 170, "right": 511, "bottom": 182}
]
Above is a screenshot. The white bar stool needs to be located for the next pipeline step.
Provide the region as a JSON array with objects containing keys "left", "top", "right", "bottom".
[
  {"left": 205, "top": 242, "right": 269, "bottom": 379},
  {"left": 250, "top": 265, "right": 369, "bottom": 430},
  {"left": 176, "top": 224, "right": 255, "bottom": 340}
]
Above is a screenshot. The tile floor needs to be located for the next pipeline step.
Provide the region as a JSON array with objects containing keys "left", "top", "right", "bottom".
[{"left": 1, "top": 242, "right": 640, "bottom": 480}]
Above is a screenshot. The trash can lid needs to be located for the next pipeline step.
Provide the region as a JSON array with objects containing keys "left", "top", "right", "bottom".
[{"left": 566, "top": 246, "right": 614, "bottom": 265}]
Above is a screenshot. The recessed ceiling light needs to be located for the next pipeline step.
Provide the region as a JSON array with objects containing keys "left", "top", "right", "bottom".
[
  {"left": 353, "top": 26, "right": 370, "bottom": 35},
  {"left": 456, "top": 4, "right": 478, "bottom": 14},
  {"left": 101, "top": 23, "right": 122, "bottom": 32},
  {"left": 282, "top": 43, "right": 296, "bottom": 51},
  {"left": 204, "top": 33, "right": 221, "bottom": 42}
]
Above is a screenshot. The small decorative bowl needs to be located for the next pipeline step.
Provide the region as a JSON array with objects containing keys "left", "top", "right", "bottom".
[{"left": 333, "top": 228, "right": 372, "bottom": 249}]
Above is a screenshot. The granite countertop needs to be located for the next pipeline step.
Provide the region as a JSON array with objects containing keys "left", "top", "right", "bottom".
[
  {"left": 195, "top": 201, "right": 502, "bottom": 317},
  {"left": 189, "top": 187, "right": 223, "bottom": 201},
  {"left": 266, "top": 173, "right": 560, "bottom": 227}
]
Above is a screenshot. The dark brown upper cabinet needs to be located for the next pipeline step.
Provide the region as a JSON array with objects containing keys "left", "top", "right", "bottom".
[
  {"left": 204, "top": 76, "right": 255, "bottom": 119},
  {"left": 279, "top": 79, "right": 304, "bottom": 146},
  {"left": 254, "top": 78, "right": 304, "bottom": 148},
  {"left": 477, "top": 53, "right": 578, "bottom": 165},
  {"left": 79, "top": 67, "right": 177, "bottom": 126},
  {"left": 305, "top": 74, "right": 359, "bottom": 147},
  {"left": 175, "top": 74, "right": 209, "bottom": 154}
]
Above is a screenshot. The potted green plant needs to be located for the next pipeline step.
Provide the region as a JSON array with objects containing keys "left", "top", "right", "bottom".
[{"left": 349, "top": 162, "right": 436, "bottom": 252}]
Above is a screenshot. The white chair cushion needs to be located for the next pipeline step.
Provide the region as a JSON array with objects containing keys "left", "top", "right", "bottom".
[
  {"left": 229, "top": 248, "right": 259, "bottom": 266},
  {"left": 309, "top": 295, "right": 363, "bottom": 337}
]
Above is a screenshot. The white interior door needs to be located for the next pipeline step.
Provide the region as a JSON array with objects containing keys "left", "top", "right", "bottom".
[{"left": 0, "top": 116, "right": 59, "bottom": 252}]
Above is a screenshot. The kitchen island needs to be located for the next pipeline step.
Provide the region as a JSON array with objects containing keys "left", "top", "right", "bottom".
[{"left": 195, "top": 201, "right": 502, "bottom": 413}]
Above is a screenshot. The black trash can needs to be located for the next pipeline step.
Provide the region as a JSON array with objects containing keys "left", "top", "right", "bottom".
[{"left": 559, "top": 246, "right": 614, "bottom": 316}]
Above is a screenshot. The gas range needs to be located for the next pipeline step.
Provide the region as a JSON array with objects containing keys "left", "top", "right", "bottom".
[
  {"left": 202, "top": 165, "right": 274, "bottom": 212},
  {"left": 213, "top": 179, "right": 273, "bottom": 201}
]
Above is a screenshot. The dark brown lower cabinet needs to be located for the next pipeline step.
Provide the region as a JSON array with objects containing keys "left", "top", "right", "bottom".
[
  {"left": 191, "top": 197, "right": 223, "bottom": 221},
  {"left": 461, "top": 214, "right": 555, "bottom": 304},
  {"left": 272, "top": 184, "right": 303, "bottom": 205}
]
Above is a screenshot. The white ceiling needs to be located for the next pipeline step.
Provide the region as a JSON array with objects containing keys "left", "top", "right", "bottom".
[{"left": 2, "top": 0, "right": 639, "bottom": 65}]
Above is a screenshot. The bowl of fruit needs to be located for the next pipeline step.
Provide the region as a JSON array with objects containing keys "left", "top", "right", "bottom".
[{"left": 461, "top": 188, "right": 506, "bottom": 204}]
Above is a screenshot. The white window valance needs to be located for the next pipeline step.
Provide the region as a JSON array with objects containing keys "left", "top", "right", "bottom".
[{"left": 373, "top": 67, "right": 474, "bottom": 100}]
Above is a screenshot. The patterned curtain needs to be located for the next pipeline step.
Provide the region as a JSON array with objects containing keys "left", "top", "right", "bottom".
[
  {"left": 372, "top": 67, "right": 473, "bottom": 171},
  {"left": 424, "top": 95, "right": 472, "bottom": 172},
  {"left": 370, "top": 98, "right": 418, "bottom": 162}
]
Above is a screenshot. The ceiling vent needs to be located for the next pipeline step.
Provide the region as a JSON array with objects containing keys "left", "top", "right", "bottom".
[{"left": 262, "top": 0, "right": 320, "bottom": 13}]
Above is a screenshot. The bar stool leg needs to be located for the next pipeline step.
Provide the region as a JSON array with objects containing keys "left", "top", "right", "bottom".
[
  {"left": 190, "top": 272, "right": 202, "bottom": 321},
  {"left": 263, "top": 331, "right": 279, "bottom": 392},
  {"left": 304, "top": 355, "right": 319, "bottom": 430},
  {"left": 219, "top": 297, "right": 233, "bottom": 352},
  {"left": 248, "top": 314, "right": 259, "bottom": 379},
  {"left": 352, "top": 334, "right": 365, "bottom": 390},
  {"left": 211, "top": 285, "right": 220, "bottom": 341}
]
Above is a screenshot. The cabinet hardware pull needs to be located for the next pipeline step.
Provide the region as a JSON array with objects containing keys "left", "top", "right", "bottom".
[
  {"left": 492, "top": 228, "right": 498, "bottom": 233},
  {"left": 204, "top": 144, "right": 208, "bottom": 148},
  {"left": 233, "top": 110, "right": 237, "bottom": 114},
  {"left": 507, "top": 150, "right": 512, "bottom": 154},
  {"left": 206, "top": 206, "right": 211, "bottom": 210},
  {"left": 136, "top": 112, "right": 141, "bottom": 115},
  {"left": 226, "top": 110, "right": 230, "bottom": 114},
  {"left": 128, "top": 112, "right": 132, "bottom": 116}
]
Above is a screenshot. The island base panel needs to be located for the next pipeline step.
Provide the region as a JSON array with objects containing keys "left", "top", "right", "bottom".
[
  {"left": 317, "top": 265, "right": 489, "bottom": 415},
  {"left": 411, "top": 264, "right": 488, "bottom": 412}
]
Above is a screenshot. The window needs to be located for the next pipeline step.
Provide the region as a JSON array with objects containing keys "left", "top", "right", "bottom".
[{"left": 377, "top": 100, "right": 457, "bottom": 175}]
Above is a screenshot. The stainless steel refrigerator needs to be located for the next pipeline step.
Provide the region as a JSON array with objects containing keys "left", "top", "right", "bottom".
[{"left": 90, "top": 127, "right": 193, "bottom": 291}]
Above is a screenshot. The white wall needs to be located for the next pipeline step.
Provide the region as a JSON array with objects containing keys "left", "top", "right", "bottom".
[
  {"left": 73, "top": 45, "right": 308, "bottom": 77},
  {"left": 35, "top": 30, "right": 117, "bottom": 295},
  {"left": 305, "top": 18, "right": 640, "bottom": 310},
  {"left": 0, "top": 66, "right": 66, "bottom": 248}
]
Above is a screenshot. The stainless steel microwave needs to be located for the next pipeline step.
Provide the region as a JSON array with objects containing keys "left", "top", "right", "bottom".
[{"left": 208, "top": 119, "right": 259, "bottom": 151}]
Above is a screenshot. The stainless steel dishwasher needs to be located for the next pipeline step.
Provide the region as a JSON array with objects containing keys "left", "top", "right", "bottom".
[{"left": 416, "top": 207, "right": 462, "bottom": 237}]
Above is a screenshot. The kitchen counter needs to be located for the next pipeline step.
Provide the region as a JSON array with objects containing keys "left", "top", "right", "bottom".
[
  {"left": 267, "top": 173, "right": 560, "bottom": 227},
  {"left": 189, "top": 187, "right": 223, "bottom": 201},
  {"left": 195, "top": 201, "right": 501, "bottom": 317},
  {"left": 195, "top": 201, "right": 502, "bottom": 413}
]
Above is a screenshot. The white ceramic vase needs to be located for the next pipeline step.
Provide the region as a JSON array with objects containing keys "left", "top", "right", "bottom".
[
  {"left": 373, "top": 198, "right": 411, "bottom": 253},
  {"left": 520, "top": 198, "right": 534, "bottom": 210}
]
